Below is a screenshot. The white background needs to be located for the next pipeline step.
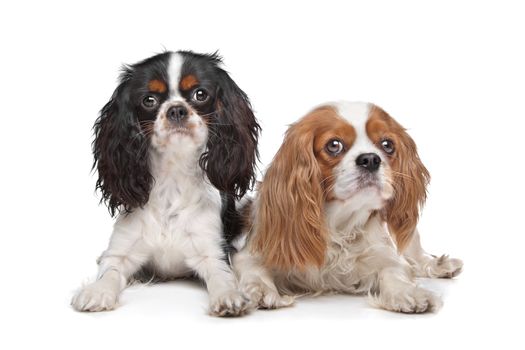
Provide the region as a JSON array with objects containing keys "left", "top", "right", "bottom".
[{"left": 1, "top": 0, "right": 524, "bottom": 349}]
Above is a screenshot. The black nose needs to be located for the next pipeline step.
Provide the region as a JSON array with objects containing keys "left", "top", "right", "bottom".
[
  {"left": 356, "top": 153, "right": 381, "bottom": 172},
  {"left": 167, "top": 104, "right": 188, "bottom": 123}
]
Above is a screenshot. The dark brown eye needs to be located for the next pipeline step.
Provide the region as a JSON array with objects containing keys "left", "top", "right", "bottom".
[
  {"left": 381, "top": 139, "right": 395, "bottom": 154},
  {"left": 325, "top": 139, "right": 344, "bottom": 156},
  {"left": 193, "top": 89, "right": 208, "bottom": 102},
  {"left": 142, "top": 95, "right": 158, "bottom": 109}
]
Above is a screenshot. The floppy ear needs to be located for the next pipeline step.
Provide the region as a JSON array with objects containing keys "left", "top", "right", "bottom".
[
  {"left": 200, "top": 70, "right": 260, "bottom": 198},
  {"left": 249, "top": 123, "right": 327, "bottom": 271},
  {"left": 384, "top": 118, "right": 430, "bottom": 252},
  {"left": 92, "top": 70, "right": 153, "bottom": 217}
]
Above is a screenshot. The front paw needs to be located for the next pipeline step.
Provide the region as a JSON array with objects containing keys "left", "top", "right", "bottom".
[
  {"left": 428, "top": 255, "right": 463, "bottom": 278},
  {"left": 71, "top": 282, "right": 118, "bottom": 312},
  {"left": 243, "top": 282, "right": 295, "bottom": 310},
  {"left": 371, "top": 286, "right": 441, "bottom": 314},
  {"left": 209, "top": 290, "right": 250, "bottom": 317}
]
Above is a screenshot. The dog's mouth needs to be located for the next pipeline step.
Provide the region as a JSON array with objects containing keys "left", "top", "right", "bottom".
[
  {"left": 169, "top": 125, "right": 192, "bottom": 136},
  {"left": 355, "top": 171, "right": 394, "bottom": 202},
  {"left": 333, "top": 172, "right": 385, "bottom": 201},
  {"left": 356, "top": 172, "right": 382, "bottom": 189}
]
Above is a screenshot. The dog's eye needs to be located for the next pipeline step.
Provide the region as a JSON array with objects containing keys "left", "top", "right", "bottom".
[
  {"left": 381, "top": 139, "right": 395, "bottom": 154},
  {"left": 142, "top": 95, "right": 158, "bottom": 109},
  {"left": 192, "top": 89, "right": 208, "bottom": 102},
  {"left": 325, "top": 139, "right": 344, "bottom": 156}
]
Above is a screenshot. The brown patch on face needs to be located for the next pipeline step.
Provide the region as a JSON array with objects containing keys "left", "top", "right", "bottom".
[
  {"left": 180, "top": 74, "right": 199, "bottom": 91},
  {"left": 148, "top": 79, "right": 167, "bottom": 93},
  {"left": 366, "top": 113, "right": 390, "bottom": 144},
  {"left": 308, "top": 107, "right": 357, "bottom": 200},
  {"left": 249, "top": 105, "right": 355, "bottom": 271},
  {"left": 367, "top": 105, "right": 430, "bottom": 253}
]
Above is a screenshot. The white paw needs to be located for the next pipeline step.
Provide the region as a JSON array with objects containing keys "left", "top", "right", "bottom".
[
  {"left": 372, "top": 286, "right": 441, "bottom": 314},
  {"left": 243, "top": 282, "right": 295, "bottom": 310},
  {"left": 71, "top": 282, "right": 118, "bottom": 312},
  {"left": 428, "top": 255, "right": 463, "bottom": 278},
  {"left": 209, "top": 289, "right": 250, "bottom": 317}
]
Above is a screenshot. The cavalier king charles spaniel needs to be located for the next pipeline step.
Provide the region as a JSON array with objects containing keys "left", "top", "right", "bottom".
[
  {"left": 71, "top": 51, "right": 259, "bottom": 316},
  {"left": 233, "top": 101, "right": 463, "bottom": 313}
]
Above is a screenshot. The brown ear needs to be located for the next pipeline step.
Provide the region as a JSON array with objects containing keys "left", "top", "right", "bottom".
[
  {"left": 383, "top": 114, "right": 430, "bottom": 252},
  {"left": 249, "top": 121, "right": 327, "bottom": 271}
]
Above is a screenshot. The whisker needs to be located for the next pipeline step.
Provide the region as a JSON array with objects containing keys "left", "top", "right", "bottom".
[
  {"left": 390, "top": 170, "right": 415, "bottom": 181},
  {"left": 322, "top": 183, "right": 335, "bottom": 196},
  {"left": 206, "top": 122, "right": 234, "bottom": 126},
  {"left": 200, "top": 111, "right": 218, "bottom": 118},
  {"left": 320, "top": 174, "right": 336, "bottom": 185}
]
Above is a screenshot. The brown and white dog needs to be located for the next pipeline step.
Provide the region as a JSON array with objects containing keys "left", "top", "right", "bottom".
[{"left": 233, "top": 101, "right": 463, "bottom": 313}]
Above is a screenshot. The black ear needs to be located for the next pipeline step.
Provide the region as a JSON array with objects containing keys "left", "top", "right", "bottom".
[
  {"left": 201, "top": 71, "right": 260, "bottom": 198},
  {"left": 92, "top": 70, "right": 153, "bottom": 216}
]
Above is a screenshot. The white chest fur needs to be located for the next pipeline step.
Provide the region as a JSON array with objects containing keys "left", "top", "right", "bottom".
[
  {"left": 108, "top": 152, "right": 223, "bottom": 278},
  {"left": 274, "top": 197, "right": 393, "bottom": 294}
]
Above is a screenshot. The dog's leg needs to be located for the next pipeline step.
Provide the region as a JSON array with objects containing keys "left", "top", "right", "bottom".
[
  {"left": 233, "top": 248, "right": 295, "bottom": 310},
  {"left": 71, "top": 214, "right": 151, "bottom": 312},
  {"left": 361, "top": 250, "right": 442, "bottom": 313},
  {"left": 182, "top": 229, "right": 249, "bottom": 317},
  {"left": 403, "top": 228, "right": 463, "bottom": 278},
  {"left": 354, "top": 218, "right": 441, "bottom": 313},
  {"left": 371, "top": 265, "right": 442, "bottom": 313}
]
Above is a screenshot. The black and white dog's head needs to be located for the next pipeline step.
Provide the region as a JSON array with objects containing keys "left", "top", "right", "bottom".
[{"left": 93, "top": 51, "right": 260, "bottom": 216}]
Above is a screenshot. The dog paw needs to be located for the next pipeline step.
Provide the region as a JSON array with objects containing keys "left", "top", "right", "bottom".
[
  {"left": 71, "top": 282, "right": 118, "bottom": 312},
  {"left": 243, "top": 282, "right": 295, "bottom": 310},
  {"left": 209, "top": 290, "right": 250, "bottom": 317},
  {"left": 372, "top": 286, "right": 441, "bottom": 314},
  {"left": 428, "top": 255, "right": 463, "bottom": 278}
]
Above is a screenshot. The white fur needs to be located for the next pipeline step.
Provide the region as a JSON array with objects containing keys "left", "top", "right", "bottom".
[
  {"left": 234, "top": 204, "right": 441, "bottom": 313},
  {"left": 72, "top": 53, "right": 248, "bottom": 316},
  {"left": 233, "top": 101, "right": 459, "bottom": 314},
  {"left": 404, "top": 229, "right": 463, "bottom": 278},
  {"left": 168, "top": 53, "right": 184, "bottom": 99}
]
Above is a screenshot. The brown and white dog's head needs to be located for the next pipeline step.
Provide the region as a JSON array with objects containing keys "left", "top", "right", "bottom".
[{"left": 250, "top": 101, "right": 429, "bottom": 271}]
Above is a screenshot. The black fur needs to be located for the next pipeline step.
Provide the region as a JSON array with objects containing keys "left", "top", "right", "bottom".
[
  {"left": 93, "top": 53, "right": 172, "bottom": 216},
  {"left": 205, "top": 73, "right": 260, "bottom": 199},
  {"left": 220, "top": 192, "right": 242, "bottom": 245},
  {"left": 179, "top": 51, "right": 260, "bottom": 199},
  {"left": 92, "top": 51, "right": 260, "bottom": 224}
]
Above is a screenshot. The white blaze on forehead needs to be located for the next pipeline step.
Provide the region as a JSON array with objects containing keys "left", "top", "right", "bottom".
[
  {"left": 333, "top": 101, "right": 374, "bottom": 151},
  {"left": 168, "top": 52, "right": 184, "bottom": 100},
  {"left": 330, "top": 101, "right": 391, "bottom": 203},
  {"left": 333, "top": 101, "right": 371, "bottom": 138}
]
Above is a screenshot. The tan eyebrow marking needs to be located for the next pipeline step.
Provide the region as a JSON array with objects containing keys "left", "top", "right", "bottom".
[
  {"left": 366, "top": 115, "right": 388, "bottom": 143},
  {"left": 148, "top": 79, "right": 167, "bottom": 93},
  {"left": 180, "top": 74, "right": 199, "bottom": 91}
]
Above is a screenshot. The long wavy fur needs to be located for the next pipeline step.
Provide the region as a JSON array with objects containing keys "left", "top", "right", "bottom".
[
  {"left": 250, "top": 114, "right": 328, "bottom": 271},
  {"left": 200, "top": 66, "right": 260, "bottom": 199},
  {"left": 372, "top": 106, "right": 430, "bottom": 252},
  {"left": 92, "top": 68, "right": 153, "bottom": 217}
]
